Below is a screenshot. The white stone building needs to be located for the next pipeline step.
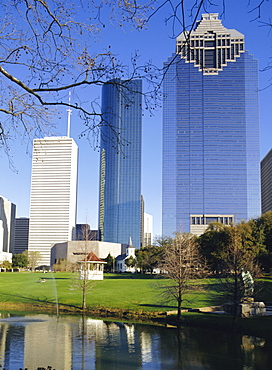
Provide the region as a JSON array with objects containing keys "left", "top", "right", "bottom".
[
  {"left": 28, "top": 137, "right": 78, "bottom": 266},
  {"left": 143, "top": 213, "right": 153, "bottom": 247},
  {"left": 0, "top": 195, "right": 16, "bottom": 263}
]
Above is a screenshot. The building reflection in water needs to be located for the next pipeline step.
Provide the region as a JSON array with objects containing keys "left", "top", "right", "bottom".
[
  {"left": 0, "top": 314, "right": 270, "bottom": 369},
  {"left": 24, "top": 315, "right": 72, "bottom": 369}
]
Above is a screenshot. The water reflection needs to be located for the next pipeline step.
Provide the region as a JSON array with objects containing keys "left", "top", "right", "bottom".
[{"left": 0, "top": 313, "right": 271, "bottom": 369}]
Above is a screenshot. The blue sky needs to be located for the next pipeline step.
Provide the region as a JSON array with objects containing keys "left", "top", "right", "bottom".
[{"left": 1, "top": 1, "right": 272, "bottom": 237}]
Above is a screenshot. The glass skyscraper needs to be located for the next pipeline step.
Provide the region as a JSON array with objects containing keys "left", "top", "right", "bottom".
[
  {"left": 99, "top": 79, "right": 142, "bottom": 248},
  {"left": 162, "top": 14, "right": 261, "bottom": 236}
]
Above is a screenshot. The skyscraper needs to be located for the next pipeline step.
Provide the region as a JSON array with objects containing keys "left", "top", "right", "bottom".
[
  {"left": 0, "top": 195, "right": 16, "bottom": 258},
  {"left": 99, "top": 79, "right": 142, "bottom": 248},
  {"left": 261, "top": 149, "right": 272, "bottom": 214},
  {"left": 28, "top": 137, "right": 78, "bottom": 266},
  {"left": 162, "top": 14, "right": 260, "bottom": 236},
  {"left": 14, "top": 217, "right": 29, "bottom": 254}
]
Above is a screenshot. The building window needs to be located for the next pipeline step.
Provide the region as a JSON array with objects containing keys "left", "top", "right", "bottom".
[{"left": 205, "top": 49, "right": 216, "bottom": 68}]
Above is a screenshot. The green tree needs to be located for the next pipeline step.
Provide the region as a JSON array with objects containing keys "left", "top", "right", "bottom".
[
  {"left": 104, "top": 253, "right": 115, "bottom": 273},
  {"left": 216, "top": 225, "right": 262, "bottom": 330},
  {"left": 125, "top": 255, "right": 137, "bottom": 269},
  {"left": 197, "top": 222, "right": 231, "bottom": 273},
  {"left": 23, "top": 251, "right": 41, "bottom": 271},
  {"left": 0, "top": 260, "right": 12, "bottom": 270},
  {"left": 136, "top": 244, "right": 164, "bottom": 272},
  {"left": 255, "top": 211, "right": 272, "bottom": 271},
  {"left": 12, "top": 253, "right": 28, "bottom": 269}
]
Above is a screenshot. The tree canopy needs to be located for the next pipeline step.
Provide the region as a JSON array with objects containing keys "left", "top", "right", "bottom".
[{"left": 12, "top": 253, "right": 29, "bottom": 269}]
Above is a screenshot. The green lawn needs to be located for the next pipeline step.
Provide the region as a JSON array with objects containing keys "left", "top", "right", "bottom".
[
  {"left": 1, "top": 272, "right": 272, "bottom": 340},
  {"left": 0, "top": 272, "right": 228, "bottom": 313},
  {"left": 0, "top": 272, "right": 271, "bottom": 314}
]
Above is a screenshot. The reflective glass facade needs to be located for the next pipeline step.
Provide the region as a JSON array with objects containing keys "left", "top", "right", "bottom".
[
  {"left": 162, "top": 14, "right": 260, "bottom": 235},
  {"left": 99, "top": 80, "right": 142, "bottom": 248}
]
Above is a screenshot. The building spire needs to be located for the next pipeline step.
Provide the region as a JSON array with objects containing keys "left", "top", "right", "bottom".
[{"left": 67, "top": 91, "right": 72, "bottom": 137}]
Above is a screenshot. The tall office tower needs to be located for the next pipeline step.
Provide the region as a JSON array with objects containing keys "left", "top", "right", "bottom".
[
  {"left": 0, "top": 195, "right": 16, "bottom": 255},
  {"left": 261, "top": 149, "right": 272, "bottom": 214},
  {"left": 14, "top": 218, "right": 29, "bottom": 254},
  {"left": 99, "top": 79, "right": 142, "bottom": 248},
  {"left": 28, "top": 137, "right": 78, "bottom": 266},
  {"left": 162, "top": 14, "right": 260, "bottom": 236},
  {"left": 143, "top": 213, "right": 153, "bottom": 247}
]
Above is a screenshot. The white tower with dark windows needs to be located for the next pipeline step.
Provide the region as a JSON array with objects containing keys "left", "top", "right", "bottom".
[
  {"left": 0, "top": 195, "right": 16, "bottom": 262},
  {"left": 28, "top": 136, "right": 78, "bottom": 266}
]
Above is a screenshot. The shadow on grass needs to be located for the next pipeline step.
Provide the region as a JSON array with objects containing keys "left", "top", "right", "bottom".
[
  {"left": 0, "top": 292, "right": 79, "bottom": 310},
  {"left": 38, "top": 277, "right": 70, "bottom": 280},
  {"left": 208, "top": 279, "right": 272, "bottom": 306},
  {"left": 139, "top": 303, "right": 177, "bottom": 309},
  {"left": 104, "top": 273, "right": 157, "bottom": 280}
]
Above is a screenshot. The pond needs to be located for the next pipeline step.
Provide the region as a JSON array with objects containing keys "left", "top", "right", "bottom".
[{"left": 0, "top": 313, "right": 271, "bottom": 369}]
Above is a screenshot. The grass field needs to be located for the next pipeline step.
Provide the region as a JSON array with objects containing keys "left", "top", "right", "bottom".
[
  {"left": 0, "top": 272, "right": 229, "bottom": 312},
  {"left": 1, "top": 272, "right": 272, "bottom": 339},
  {"left": 0, "top": 272, "right": 271, "bottom": 312}
]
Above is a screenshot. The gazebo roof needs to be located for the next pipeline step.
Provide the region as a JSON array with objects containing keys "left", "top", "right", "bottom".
[{"left": 78, "top": 251, "right": 106, "bottom": 264}]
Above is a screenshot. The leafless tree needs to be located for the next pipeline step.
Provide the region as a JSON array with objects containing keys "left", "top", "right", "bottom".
[
  {"left": 71, "top": 223, "right": 95, "bottom": 310},
  {"left": 0, "top": 0, "right": 159, "bottom": 157},
  {"left": 159, "top": 233, "right": 208, "bottom": 320},
  {"left": 1, "top": 0, "right": 269, "bottom": 158}
]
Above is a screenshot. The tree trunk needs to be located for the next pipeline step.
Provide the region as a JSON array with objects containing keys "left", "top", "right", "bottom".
[
  {"left": 177, "top": 288, "right": 182, "bottom": 320},
  {"left": 82, "top": 269, "right": 87, "bottom": 310},
  {"left": 232, "top": 271, "right": 239, "bottom": 331}
]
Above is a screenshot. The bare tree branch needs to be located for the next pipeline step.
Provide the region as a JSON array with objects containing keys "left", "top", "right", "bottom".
[
  {"left": 0, "top": 0, "right": 270, "bottom": 156},
  {"left": 159, "top": 233, "right": 208, "bottom": 320}
]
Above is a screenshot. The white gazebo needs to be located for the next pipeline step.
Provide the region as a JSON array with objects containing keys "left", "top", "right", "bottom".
[{"left": 78, "top": 252, "right": 106, "bottom": 280}]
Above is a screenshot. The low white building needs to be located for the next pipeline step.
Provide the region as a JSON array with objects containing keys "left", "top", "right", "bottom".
[{"left": 50, "top": 240, "right": 124, "bottom": 268}]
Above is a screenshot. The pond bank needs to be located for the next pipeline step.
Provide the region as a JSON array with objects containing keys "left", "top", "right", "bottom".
[{"left": 1, "top": 301, "right": 272, "bottom": 342}]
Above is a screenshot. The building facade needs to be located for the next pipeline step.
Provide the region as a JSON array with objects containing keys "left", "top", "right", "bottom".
[
  {"left": 143, "top": 213, "right": 153, "bottom": 247},
  {"left": 261, "top": 149, "right": 272, "bottom": 214},
  {"left": 99, "top": 79, "right": 142, "bottom": 248},
  {"left": 0, "top": 195, "right": 16, "bottom": 262},
  {"left": 51, "top": 240, "right": 123, "bottom": 268},
  {"left": 28, "top": 137, "right": 78, "bottom": 266},
  {"left": 14, "top": 217, "right": 29, "bottom": 255},
  {"left": 162, "top": 13, "right": 261, "bottom": 236}
]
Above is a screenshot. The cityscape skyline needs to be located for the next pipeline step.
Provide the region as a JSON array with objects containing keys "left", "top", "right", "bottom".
[
  {"left": 162, "top": 13, "right": 261, "bottom": 236},
  {"left": 1, "top": 2, "right": 272, "bottom": 237}
]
